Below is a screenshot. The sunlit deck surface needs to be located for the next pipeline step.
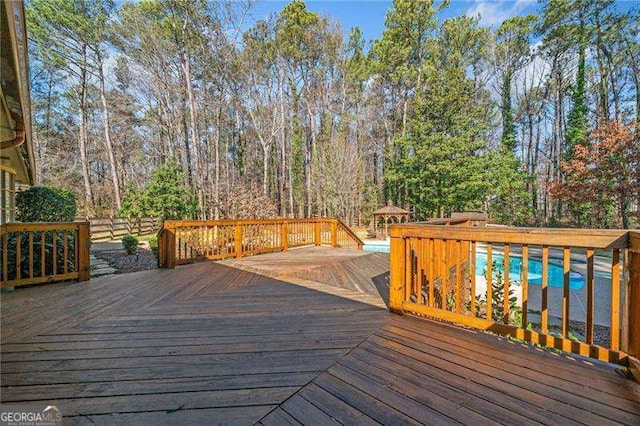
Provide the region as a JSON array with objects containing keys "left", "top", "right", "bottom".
[{"left": 2, "top": 247, "right": 639, "bottom": 425}]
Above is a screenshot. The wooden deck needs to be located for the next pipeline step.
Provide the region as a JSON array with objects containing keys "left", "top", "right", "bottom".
[{"left": 1, "top": 247, "right": 639, "bottom": 425}]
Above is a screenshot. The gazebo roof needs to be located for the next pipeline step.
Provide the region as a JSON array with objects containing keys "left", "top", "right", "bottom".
[{"left": 373, "top": 201, "right": 410, "bottom": 215}]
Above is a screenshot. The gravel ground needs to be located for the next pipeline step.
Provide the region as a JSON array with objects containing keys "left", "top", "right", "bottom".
[
  {"left": 568, "top": 320, "right": 611, "bottom": 348},
  {"left": 94, "top": 248, "right": 158, "bottom": 274}
]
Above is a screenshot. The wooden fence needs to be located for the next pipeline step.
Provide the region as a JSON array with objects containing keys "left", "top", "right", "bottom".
[
  {"left": 389, "top": 223, "right": 640, "bottom": 366},
  {"left": 1, "top": 222, "right": 90, "bottom": 288},
  {"left": 157, "top": 218, "right": 363, "bottom": 268},
  {"left": 81, "top": 216, "right": 162, "bottom": 241}
]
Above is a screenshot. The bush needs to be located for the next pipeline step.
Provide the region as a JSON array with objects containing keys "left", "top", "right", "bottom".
[
  {"left": 119, "top": 162, "right": 197, "bottom": 220},
  {"left": 16, "top": 186, "right": 76, "bottom": 222},
  {"left": 122, "top": 235, "right": 139, "bottom": 255},
  {"left": 149, "top": 236, "right": 158, "bottom": 257},
  {"left": 3, "top": 231, "right": 75, "bottom": 281}
]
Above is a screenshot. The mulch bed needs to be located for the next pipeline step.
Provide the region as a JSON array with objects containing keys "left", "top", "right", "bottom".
[{"left": 94, "top": 248, "right": 158, "bottom": 274}]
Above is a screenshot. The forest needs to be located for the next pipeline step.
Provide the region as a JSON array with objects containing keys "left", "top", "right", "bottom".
[{"left": 26, "top": 0, "right": 640, "bottom": 228}]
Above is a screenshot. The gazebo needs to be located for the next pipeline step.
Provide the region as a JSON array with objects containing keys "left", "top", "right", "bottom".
[{"left": 372, "top": 200, "right": 411, "bottom": 235}]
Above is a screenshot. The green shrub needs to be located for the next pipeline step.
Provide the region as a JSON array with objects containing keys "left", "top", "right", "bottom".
[
  {"left": 149, "top": 236, "right": 158, "bottom": 257},
  {"left": 16, "top": 186, "right": 76, "bottom": 222},
  {"left": 122, "top": 235, "right": 139, "bottom": 255},
  {"left": 119, "top": 162, "right": 197, "bottom": 220},
  {"left": 2, "top": 231, "right": 76, "bottom": 281}
]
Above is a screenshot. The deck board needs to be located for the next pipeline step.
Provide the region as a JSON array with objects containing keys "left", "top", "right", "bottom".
[{"left": 2, "top": 247, "right": 639, "bottom": 425}]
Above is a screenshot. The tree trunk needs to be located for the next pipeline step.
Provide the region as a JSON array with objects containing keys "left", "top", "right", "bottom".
[
  {"left": 181, "top": 52, "right": 203, "bottom": 217},
  {"left": 78, "top": 49, "right": 93, "bottom": 208},
  {"left": 97, "top": 56, "right": 122, "bottom": 210}
]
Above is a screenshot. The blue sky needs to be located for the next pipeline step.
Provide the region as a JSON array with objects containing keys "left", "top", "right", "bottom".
[
  {"left": 251, "top": 0, "right": 540, "bottom": 43},
  {"left": 251, "top": 0, "right": 638, "bottom": 43}
]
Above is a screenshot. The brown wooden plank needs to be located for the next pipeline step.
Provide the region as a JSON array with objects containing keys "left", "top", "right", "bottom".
[
  {"left": 1, "top": 373, "right": 316, "bottom": 402},
  {"left": 586, "top": 248, "right": 595, "bottom": 344},
  {"left": 280, "top": 393, "right": 341, "bottom": 425},
  {"left": 356, "top": 339, "right": 580, "bottom": 426},
  {"left": 610, "top": 249, "right": 620, "bottom": 351},
  {"left": 373, "top": 327, "right": 640, "bottom": 422},
  {"left": 563, "top": 246, "right": 570, "bottom": 338},
  {"left": 297, "top": 384, "right": 380, "bottom": 426},
  {"left": 338, "top": 351, "right": 501, "bottom": 425},
  {"left": 390, "top": 225, "right": 630, "bottom": 249},
  {"left": 260, "top": 407, "right": 301, "bottom": 426},
  {"left": 521, "top": 244, "right": 528, "bottom": 327},
  {"left": 503, "top": 243, "right": 510, "bottom": 323},
  {"left": 541, "top": 245, "right": 548, "bottom": 333},
  {"left": 346, "top": 346, "right": 549, "bottom": 425},
  {"left": 486, "top": 243, "right": 492, "bottom": 321},
  {"left": 314, "top": 373, "right": 421, "bottom": 425},
  {"left": 63, "top": 405, "right": 273, "bottom": 426},
  {"left": 387, "top": 316, "right": 640, "bottom": 398},
  {"left": 327, "top": 363, "right": 459, "bottom": 425}
]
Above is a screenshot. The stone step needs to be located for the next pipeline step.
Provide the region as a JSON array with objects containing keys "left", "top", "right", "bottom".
[{"left": 90, "top": 254, "right": 117, "bottom": 277}]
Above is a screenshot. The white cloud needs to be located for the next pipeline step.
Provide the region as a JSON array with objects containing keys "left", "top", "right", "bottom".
[{"left": 465, "top": 0, "right": 537, "bottom": 27}]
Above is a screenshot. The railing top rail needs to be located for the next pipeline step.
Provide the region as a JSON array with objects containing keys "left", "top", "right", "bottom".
[
  {"left": 335, "top": 218, "right": 364, "bottom": 247},
  {"left": 415, "top": 218, "right": 472, "bottom": 226},
  {"left": 390, "top": 224, "right": 631, "bottom": 250},
  {"left": 162, "top": 218, "right": 340, "bottom": 228},
  {"left": 1, "top": 222, "right": 88, "bottom": 233}
]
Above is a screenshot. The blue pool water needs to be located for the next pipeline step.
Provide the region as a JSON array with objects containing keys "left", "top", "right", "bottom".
[
  {"left": 363, "top": 244, "right": 391, "bottom": 253},
  {"left": 475, "top": 253, "right": 584, "bottom": 290},
  {"left": 363, "top": 244, "right": 585, "bottom": 290}
]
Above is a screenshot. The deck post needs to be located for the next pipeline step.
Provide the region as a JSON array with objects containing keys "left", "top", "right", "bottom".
[
  {"left": 627, "top": 232, "right": 640, "bottom": 359},
  {"left": 389, "top": 231, "right": 405, "bottom": 314},
  {"left": 77, "top": 222, "right": 91, "bottom": 281},
  {"left": 314, "top": 221, "right": 321, "bottom": 246},
  {"left": 330, "top": 221, "right": 337, "bottom": 247},
  {"left": 234, "top": 224, "right": 243, "bottom": 259},
  {"left": 166, "top": 227, "right": 176, "bottom": 269},
  {"left": 282, "top": 222, "right": 289, "bottom": 251}
]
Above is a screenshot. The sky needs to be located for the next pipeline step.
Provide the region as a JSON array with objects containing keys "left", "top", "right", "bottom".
[
  {"left": 251, "top": 0, "right": 638, "bottom": 43},
  {"left": 251, "top": 0, "right": 540, "bottom": 43}
]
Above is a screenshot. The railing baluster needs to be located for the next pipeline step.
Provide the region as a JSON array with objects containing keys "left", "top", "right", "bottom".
[
  {"left": 405, "top": 238, "right": 413, "bottom": 303},
  {"left": 586, "top": 248, "right": 595, "bottom": 344},
  {"left": 562, "top": 247, "right": 571, "bottom": 338},
  {"left": 428, "top": 238, "right": 434, "bottom": 307},
  {"left": 416, "top": 238, "right": 423, "bottom": 304},
  {"left": 2, "top": 231, "right": 7, "bottom": 283},
  {"left": 521, "top": 245, "right": 528, "bottom": 328},
  {"left": 503, "top": 243, "right": 510, "bottom": 324},
  {"left": 63, "top": 231, "right": 69, "bottom": 274},
  {"left": 541, "top": 245, "right": 549, "bottom": 334},
  {"left": 41, "top": 231, "right": 45, "bottom": 277},
  {"left": 471, "top": 241, "right": 476, "bottom": 317},
  {"left": 486, "top": 243, "right": 492, "bottom": 321},
  {"left": 456, "top": 240, "right": 462, "bottom": 313},
  {"left": 28, "top": 232, "right": 34, "bottom": 278},
  {"left": 16, "top": 232, "right": 22, "bottom": 279},
  {"left": 611, "top": 249, "right": 620, "bottom": 351},
  {"left": 441, "top": 239, "right": 447, "bottom": 310}
]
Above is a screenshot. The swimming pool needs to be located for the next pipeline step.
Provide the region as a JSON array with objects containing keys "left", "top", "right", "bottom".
[
  {"left": 475, "top": 252, "right": 584, "bottom": 290},
  {"left": 363, "top": 244, "right": 391, "bottom": 253},
  {"left": 363, "top": 244, "right": 585, "bottom": 290}
]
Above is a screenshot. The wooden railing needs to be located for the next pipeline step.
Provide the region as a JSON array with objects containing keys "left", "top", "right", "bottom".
[
  {"left": 80, "top": 216, "right": 162, "bottom": 241},
  {"left": 1, "top": 222, "right": 90, "bottom": 288},
  {"left": 157, "top": 218, "right": 362, "bottom": 268},
  {"left": 390, "top": 224, "right": 640, "bottom": 365}
]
